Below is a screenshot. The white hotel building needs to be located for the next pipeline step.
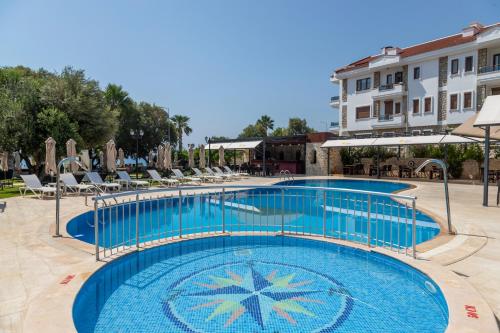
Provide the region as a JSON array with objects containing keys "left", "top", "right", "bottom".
[{"left": 330, "top": 22, "right": 500, "bottom": 137}]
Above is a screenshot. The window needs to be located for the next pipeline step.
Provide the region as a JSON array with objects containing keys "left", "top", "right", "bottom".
[
  {"left": 395, "top": 71, "right": 403, "bottom": 83},
  {"left": 386, "top": 74, "right": 393, "bottom": 85},
  {"left": 450, "top": 94, "right": 459, "bottom": 110},
  {"left": 412, "top": 99, "right": 420, "bottom": 114},
  {"left": 463, "top": 92, "right": 472, "bottom": 109},
  {"left": 356, "top": 106, "right": 371, "bottom": 119},
  {"left": 424, "top": 97, "right": 432, "bottom": 113},
  {"left": 395, "top": 102, "right": 401, "bottom": 114},
  {"left": 465, "top": 56, "right": 473, "bottom": 72},
  {"left": 451, "top": 59, "right": 459, "bottom": 75},
  {"left": 494, "top": 54, "right": 500, "bottom": 69},
  {"left": 413, "top": 67, "right": 420, "bottom": 79},
  {"left": 356, "top": 78, "right": 371, "bottom": 91}
]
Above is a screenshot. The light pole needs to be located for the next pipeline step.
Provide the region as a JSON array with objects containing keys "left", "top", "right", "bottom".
[{"left": 130, "top": 129, "right": 144, "bottom": 179}]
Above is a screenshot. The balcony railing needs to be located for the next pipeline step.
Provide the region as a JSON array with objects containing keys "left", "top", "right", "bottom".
[
  {"left": 379, "top": 83, "right": 394, "bottom": 91},
  {"left": 378, "top": 114, "right": 394, "bottom": 121},
  {"left": 330, "top": 96, "right": 340, "bottom": 102},
  {"left": 478, "top": 65, "right": 500, "bottom": 74},
  {"left": 330, "top": 121, "right": 339, "bottom": 127}
]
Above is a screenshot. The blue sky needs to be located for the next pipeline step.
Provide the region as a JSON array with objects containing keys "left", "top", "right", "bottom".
[{"left": 1, "top": 0, "right": 499, "bottom": 144}]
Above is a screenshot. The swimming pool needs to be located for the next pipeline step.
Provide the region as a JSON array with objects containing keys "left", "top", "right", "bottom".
[
  {"left": 73, "top": 236, "right": 449, "bottom": 332},
  {"left": 67, "top": 179, "right": 440, "bottom": 252}
]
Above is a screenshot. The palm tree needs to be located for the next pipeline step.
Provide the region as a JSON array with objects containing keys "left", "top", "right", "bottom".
[
  {"left": 172, "top": 114, "right": 192, "bottom": 151},
  {"left": 104, "top": 84, "right": 132, "bottom": 110},
  {"left": 256, "top": 115, "right": 274, "bottom": 136}
]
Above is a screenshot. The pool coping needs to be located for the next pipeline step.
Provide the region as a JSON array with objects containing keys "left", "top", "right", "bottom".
[{"left": 26, "top": 231, "right": 498, "bottom": 333}]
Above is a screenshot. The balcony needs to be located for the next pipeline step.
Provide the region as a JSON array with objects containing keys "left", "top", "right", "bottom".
[
  {"left": 478, "top": 65, "right": 500, "bottom": 85},
  {"left": 329, "top": 121, "right": 340, "bottom": 133},
  {"left": 330, "top": 96, "right": 340, "bottom": 108},
  {"left": 378, "top": 114, "right": 394, "bottom": 122},
  {"left": 372, "top": 114, "right": 402, "bottom": 129},
  {"left": 372, "top": 83, "right": 405, "bottom": 100}
]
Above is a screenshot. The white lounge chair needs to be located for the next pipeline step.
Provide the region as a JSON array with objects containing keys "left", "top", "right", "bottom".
[
  {"left": 171, "top": 169, "right": 202, "bottom": 185},
  {"left": 205, "top": 167, "right": 231, "bottom": 181},
  {"left": 192, "top": 168, "right": 223, "bottom": 183},
  {"left": 116, "top": 171, "right": 149, "bottom": 190},
  {"left": 214, "top": 166, "right": 240, "bottom": 180},
  {"left": 19, "top": 174, "right": 57, "bottom": 199},
  {"left": 223, "top": 166, "right": 249, "bottom": 178},
  {"left": 60, "top": 173, "right": 95, "bottom": 195},
  {"left": 84, "top": 172, "right": 121, "bottom": 192},
  {"left": 146, "top": 169, "right": 179, "bottom": 187}
]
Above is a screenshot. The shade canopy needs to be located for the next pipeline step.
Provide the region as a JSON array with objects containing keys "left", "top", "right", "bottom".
[
  {"left": 148, "top": 150, "right": 155, "bottom": 167},
  {"left": 452, "top": 113, "right": 500, "bottom": 140},
  {"left": 66, "top": 138, "right": 78, "bottom": 172},
  {"left": 45, "top": 137, "right": 57, "bottom": 175},
  {"left": 164, "top": 143, "right": 172, "bottom": 170},
  {"left": 205, "top": 140, "right": 262, "bottom": 150},
  {"left": 0, "top": 151, "right": 8, "bottom": 171},
  {"left": 474, "top": 95, "right": 500, "bottom": 127},
  {"left": 156, "top": 145, "right": 164, "bottom": 170},
  {"left": 14, "top": 152, "right": 21, "bottom": 171},
  {"left": 80, "top": 150, "right": 90, "bottom": 171},
  {"left": 321, "top": 135, "right": 475, "bottom": 148}
]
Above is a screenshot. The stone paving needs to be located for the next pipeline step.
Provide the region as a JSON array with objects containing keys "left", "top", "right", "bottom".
[{"left": 0, "top": 176, "right": 499, "bottom": 332}]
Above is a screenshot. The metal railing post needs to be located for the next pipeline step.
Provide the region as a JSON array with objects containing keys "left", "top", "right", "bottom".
[
  {"left": 221, "top": 187, "right": 226, "bottom": 233},
  {"left": 281, "top": 189, "right": 285, "bottom": 234},
  {"left": 323, "top": 191, "right": 327, "bottom": 238},
  {"left": 94, "top": 200, "right": 99, "bottom": 261},
  {"left": 367, "top": 194, "right": 371, "bottom": 247},
  {"left": 178, "top": 189, "right": 183, "bottom": 238},
  {"left": 135, "top": 194, "right": 140, "bottom": 249},
  {"left": 412, "top": 199, "right": 417, "bottom": 259}
]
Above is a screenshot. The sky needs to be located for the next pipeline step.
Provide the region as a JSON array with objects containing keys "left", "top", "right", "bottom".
[{"left": 1, "top": 0, "right": 499, "bottom": 145}]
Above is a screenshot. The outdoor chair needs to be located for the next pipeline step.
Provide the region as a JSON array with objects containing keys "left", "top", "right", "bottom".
[
  {"left": 84, "top": 172, "right": 121, "bottom": 192},
  {"left": 19, "top": 174, "right": 56, "bottom": 199},
  {"left": 60, "top": 173, "right": 95, "bottom": 195},
  {"left": 213, "top": 166, "right": 240, "bottom": 180},
  {"left": 223, "top": 165, "right": 249, "bottom": 177},
  {"left": 205, "top": 167, "right": 232, "bottom": 181},
  {"left": 146, "top": 170, "right": 179, "bottom": 187},
  {"left": 192, "top": 168, "right": 223, "bottom": 183},
  {"left": 171, "top": 169, "right": 201, "bottom": 185},
  {"left": 116, "top": 171, "right": 150, "bottom": 190}
]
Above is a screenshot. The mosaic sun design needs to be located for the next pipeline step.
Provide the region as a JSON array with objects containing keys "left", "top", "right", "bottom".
[{"left": 162, "top": 261, "right": 354, "bottom": 332}]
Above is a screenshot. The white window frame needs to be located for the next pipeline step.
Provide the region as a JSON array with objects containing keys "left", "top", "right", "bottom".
[
  {"left": 449, "top": 93, "right": 460, "bottom": 112},
  {"left": 412, "top": 98, "right": 421, "bottom": 115},
  {"left": 413, "top": 66, "right": 421, "bottom": 80},
  {"left": 462, "top": 91, "right": 474, "bottom": 110},
  {"left": 450, "top": 58, "right": 460, "bottom": 77},
  {"left": 423, "top": 96, "right": 433, "bottom": 114}
]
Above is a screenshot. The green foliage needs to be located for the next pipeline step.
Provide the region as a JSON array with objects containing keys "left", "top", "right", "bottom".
[
  {"left": 256, "top": 115, "right": 274, "bottom": 136},
  {"left": 271, "top": 127, "right": 288, "bottom": 137},
  {"left": 287, "top": 118, "right": 315, "bottom": 135},
  {"left": 462, "top": 144, "right": 484, "bottom": 162},
  {"left": 240, "top": 117, "right": 315, "bottom": 139},
  {"left": 172, "top": 114, "right": 192, "bottom": 152},
  {"left": 238, "top": 124, "right": 265, "bottom": 138}
]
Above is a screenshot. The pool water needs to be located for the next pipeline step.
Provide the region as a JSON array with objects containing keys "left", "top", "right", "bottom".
[
  {"left": 73, "top": 236, "right": 448, "bottom": 332},
  {"left": 67, "top": 179, "right": 440, "bottom": 250}
]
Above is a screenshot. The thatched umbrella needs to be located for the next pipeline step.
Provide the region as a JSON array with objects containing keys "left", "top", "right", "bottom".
[
  {"left": 80, "top": 150, "right": 90, "bottom": 171},
  {"left": 164, "top": 143, "right": 172, "bottom": 170},
  {"left": 199, "top": 144, "right": 206, "bottom": 169},
  {"left": 218, "top": 146, "right": 225, "bottom": 167},
  {"left": 45, "top": 137, "right": 57, "bottom": 175},
  {"left": 106, "top": 140, "right": 117, "bottom": 172},
  {"left": 14, "top": 152, "right": 21, "bottom": 173},
  {"left": 66, "top": 138, "right": 78, "bottom": 172},
  {"left": 0, "top": 151, "right": 8, "bottom": 171},
  {"left": 148, "top": 150, "right": 155, "bottom": 167},
  {"left": 156, "top": 144, "right": 164, "bottom": 170},
  {"left": 118, "top": 148, "right": 125, "bottom": 168},
  {"left": 188, "top": 144, "right": 195, "bottom": 169}
]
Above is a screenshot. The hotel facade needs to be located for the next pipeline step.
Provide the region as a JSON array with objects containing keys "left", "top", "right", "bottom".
[{"left": 330, "top": 22, "right": 500, "bottom": 137}]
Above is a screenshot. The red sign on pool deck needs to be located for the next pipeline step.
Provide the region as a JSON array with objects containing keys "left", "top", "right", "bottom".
[
  {"left": 60, "top": 275, "right": 75, "bottom": 285},
  {"left": 465, "top": 305, "right": 479, "bottom": 319}
]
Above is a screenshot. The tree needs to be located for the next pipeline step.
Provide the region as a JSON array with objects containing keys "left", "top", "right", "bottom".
[
  {"left": 288, "top": 118, "right": 315, "bottom": 135},
  {"left": 271, "top": 127, "right": 288, "bottom": 137},
  {"left": 171, "top": 114, "right": 192, "bottom": 151},
  {"left": 238, "top": 124, "right": 265, "bottom": 138},
  {"left": 256, "top": 115, "right": 274, "bottom": 136}
]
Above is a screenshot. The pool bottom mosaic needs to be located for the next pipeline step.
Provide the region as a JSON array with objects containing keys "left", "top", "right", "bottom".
[{"left": 73, "top": 236, "right": 448, "bottom": 333}]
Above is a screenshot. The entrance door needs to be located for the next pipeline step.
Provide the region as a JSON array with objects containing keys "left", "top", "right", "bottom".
[
  {"left": 492, "top": 87, "right": 500, "bottom": 96},
  {"left": 384, "top": 100, "right": 394, "bottom": 119}
]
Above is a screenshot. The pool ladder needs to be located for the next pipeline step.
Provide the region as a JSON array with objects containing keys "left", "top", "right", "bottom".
[{"left": 279, "top": 170, "right": 294, "bottom": 182}]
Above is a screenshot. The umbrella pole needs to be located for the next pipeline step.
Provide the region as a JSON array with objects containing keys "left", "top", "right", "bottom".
[{"left": 483, "top": 126, "right": 490, "bottom": 206}]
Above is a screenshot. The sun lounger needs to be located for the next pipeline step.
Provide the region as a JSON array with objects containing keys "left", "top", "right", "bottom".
[
  {"left": 214, "top": 166, "right": 240, "bottom": 180},
  {"left": 116, "top": 171, "right": 149, "bottom": 189},
  {"left": 59, "top": 173, "right": 95, "bottom": 195},
  {"left": 171, "top": 169, "right": 201, "bottom": 185},
  {"left": 84, "top": 172, "right": 121, "bottom": 192},
  {"left": 192, "top": 168, "right": 223, "bottom": 182},
  {"left": 223, "top": 166, "right": 249, "bottom": 177},
  {"left": 146, "top": 169, "right": 179, "bottom": 187},
  {"left": 205, "top": 167, "right": 232, "bottom": 181},
  {"left": 19, "top": 174, "right": 57, "bottom": 199}
]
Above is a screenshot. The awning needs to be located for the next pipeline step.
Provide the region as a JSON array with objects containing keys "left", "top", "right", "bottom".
[
  {"left": 205, "top": 140, "right": 262, "bottom": 150},
  {"left": 452, "top": 112, "right": 500, "bottom": 140},
  {"left": 474, "top": 95, "right": 500, "bottom": 127},
  {"left": 321, "top": 135, "right": 475, "bottom": 148}
]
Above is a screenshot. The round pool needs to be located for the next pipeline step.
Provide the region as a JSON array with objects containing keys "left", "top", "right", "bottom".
[{"left": 73, "top": 236, "right": 448, "bottom": 332}]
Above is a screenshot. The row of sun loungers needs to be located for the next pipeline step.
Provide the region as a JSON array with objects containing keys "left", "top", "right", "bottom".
[{"left": 19, "top": 167, "right": 249, "bottom": 199}]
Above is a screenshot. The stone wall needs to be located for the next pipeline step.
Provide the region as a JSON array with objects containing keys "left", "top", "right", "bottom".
[
  {"left": 477, "top": 85, "right": 487, "bottom": 110},
  {"left": 438, "top": 56, "right": 448, "bottom": 88},
  {"left": 461, "top": 160, "right": 480, "bottom": 180},
  {"left": 373, "top": 71, "right": 380, "bottom": 89},
  {"left": 402, "top": 65, "right": 408, "bottom": 91},
  {"left": 478, "top": 48, "right": 487, "bottom": 70},
  {"left": 438, "top": 91, "right": 447, "bottom": 121},
  {"left": 342, "top": 79, "right": 347, "bottom": 102},
  {"left": 341, "top": 105, "right": 347, "bottom": 129},
  {"left": 373, "top": 100, "right": 380, "bottom": 118},
  {"left": 305, "top": 144, "right": 343, "bottom": 176}
]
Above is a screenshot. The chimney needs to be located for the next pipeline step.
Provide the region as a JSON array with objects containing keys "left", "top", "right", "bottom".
[
  {"left": 462, "top": 22, "right": 483, "bottom": 37},
  {"left": 381, "top": 46, "right": 401, "bottom": 56}
]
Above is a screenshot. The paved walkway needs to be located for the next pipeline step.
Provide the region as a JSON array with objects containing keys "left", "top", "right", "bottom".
[{"left": 0, "top": 176, "right": 499, "bottom": 332}]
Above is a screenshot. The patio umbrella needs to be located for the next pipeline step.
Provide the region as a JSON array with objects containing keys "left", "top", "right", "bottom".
[
  {"left": 66, "top": 138, "right": 78, "bottom": 172},
  {"left": 199, "top": 144, "right": 206, "bottom": 169},
  {"left": 0, "top": 151, "right": 8, "bottom": 171},
  {"left": 148, "top": 150, "right": 155, "bottom": 167},
  {"left": 164, "top": 143, "right": 172, "bottom": 170},
  {"left": 80, "top": 150, "right": 90, "bottom": 171},
  {"left": 118, "top": 148, "right": 125, "bottom": 168},
  {"left": 14, "top": 151, "right": 21, "bottom": 172},
  {"left": 99, "top": 151, "right": 104, "bottom": 169},
  {"left": 156, "top": 144, "right": 164, "bottom": 170},
  {"left": 188, "top": 144, "right": 195, "bottom": 168},
  {"left": 106, "top": 140, "right": 117, "bottom": 172},
  {"left": 45, "top": 137, "right": 57, "bottom": 175},
  {"left": 218, "top": 146, "right": 225, "bottom": 167}
]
